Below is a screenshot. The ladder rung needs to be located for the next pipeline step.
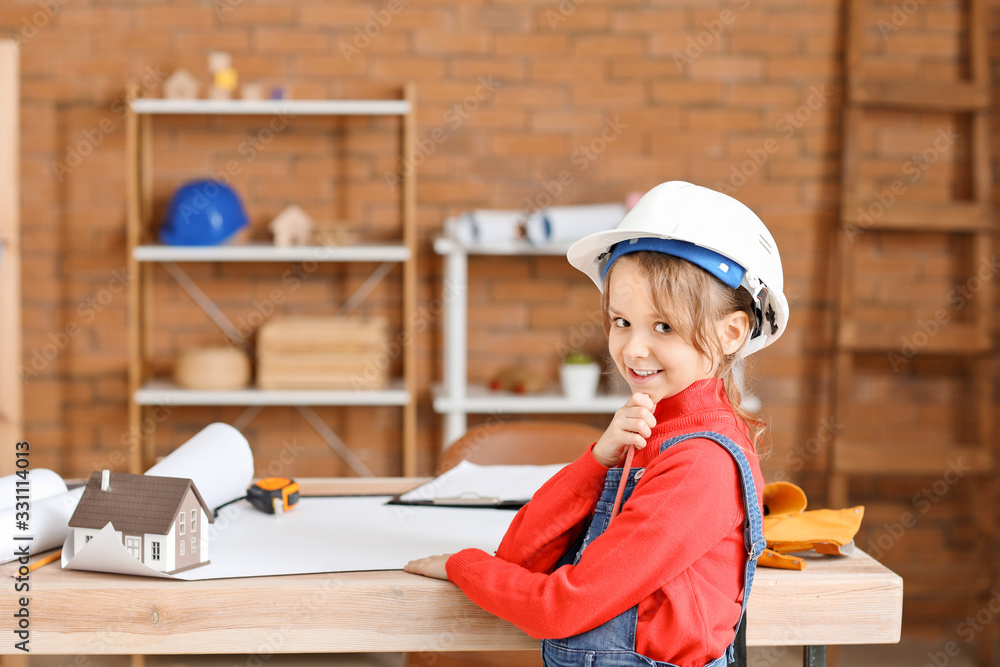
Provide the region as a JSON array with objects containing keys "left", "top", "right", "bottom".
[
  {"left": 841, "top": 201, "right": 992, "bottom": 233},
  {"left": 850, "top": 78, "right": 990, "bottom": 111},
  {"left": 834, "top": 441, "right": 993, "bottom": 475},
  {"left": 838, "top": 322, "right": 991, "bottom": 354}
]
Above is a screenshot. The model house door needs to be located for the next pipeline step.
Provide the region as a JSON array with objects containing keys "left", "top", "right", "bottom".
[{"left": 125, "top": 536, "right": 141, "bottom": 559}]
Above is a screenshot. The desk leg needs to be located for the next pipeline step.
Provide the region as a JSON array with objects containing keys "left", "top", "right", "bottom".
[{"left": 803, "top": 646, "right": 826, "bottom": 667}]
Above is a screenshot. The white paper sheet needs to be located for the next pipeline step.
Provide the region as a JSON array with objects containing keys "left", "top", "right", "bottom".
[
  {"left": 62, "top": 496, "right": 517, "bottom": 580},
  {"left": 398, "top": 460, "right": 566, "bottom": 504}
]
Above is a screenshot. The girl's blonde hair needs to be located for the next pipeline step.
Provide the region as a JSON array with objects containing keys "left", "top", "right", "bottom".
[{"left": 601, "top": 251, "right": 767, "bottom": 455}]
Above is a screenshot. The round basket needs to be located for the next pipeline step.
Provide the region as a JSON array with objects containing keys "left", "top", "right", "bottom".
[{"left": 175, "top": 346, "right": 251, "bottom": 390}]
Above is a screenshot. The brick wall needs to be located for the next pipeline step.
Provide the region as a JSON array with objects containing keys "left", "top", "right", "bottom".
[{"left": 3, "top": 0, "right": 1000, "bottom": 646}]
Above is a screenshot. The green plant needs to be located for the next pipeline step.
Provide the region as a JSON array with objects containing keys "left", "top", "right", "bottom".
[{"left": 563, "top": 350, "right": 595, "bottom": 365}]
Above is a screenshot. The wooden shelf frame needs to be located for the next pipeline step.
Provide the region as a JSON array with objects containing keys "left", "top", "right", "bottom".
[
  {"left": 831, "top": 2, "right": 997, "bottom": 664},
  {"left": 0, "top": 40, "right": 20, "bottom": 474},
  {"left": 126, "top": 84, "right": 419, "bottom": 476}
]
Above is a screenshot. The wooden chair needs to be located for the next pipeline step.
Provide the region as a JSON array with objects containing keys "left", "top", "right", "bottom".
[{"left": 408, "top": 420, "right": 603, "bottom": 667}]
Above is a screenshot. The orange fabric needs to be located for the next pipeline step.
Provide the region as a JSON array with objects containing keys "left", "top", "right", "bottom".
[{"left": 756, "top": 481, "right": 864, "bottom": 570}]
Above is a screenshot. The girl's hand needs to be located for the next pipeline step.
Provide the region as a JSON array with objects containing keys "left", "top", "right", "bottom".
[
  {"left": 592, "top": 393, "right": 656, "bottom": 467},
  {"left": 403, "top": 553, "right": 454, "bottom": 581}
]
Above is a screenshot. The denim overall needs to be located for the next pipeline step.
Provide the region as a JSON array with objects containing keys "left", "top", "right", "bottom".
[{"left": 541, "top": 432, "right": 765, "bottom": 667}]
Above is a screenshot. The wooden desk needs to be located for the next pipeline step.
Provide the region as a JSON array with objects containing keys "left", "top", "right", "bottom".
[{"left": 0, "top": 478, "right": 902, "bottom": 662}]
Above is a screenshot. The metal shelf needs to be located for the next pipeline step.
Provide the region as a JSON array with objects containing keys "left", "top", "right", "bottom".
[
  {"left": 433, "top": 237, "right": 572, "bottom": 257},
  {"left": 131, "top": 98, "right": 410, "bottom": 116},
  {"left": 433, "top": 384, "right": 627, "bottom": 414},
  {"left": 133, "top": 242, "right": 410, "bottom": 263},
  {"left": 136, "top": 378, "right": 409, "bottom": 407}
]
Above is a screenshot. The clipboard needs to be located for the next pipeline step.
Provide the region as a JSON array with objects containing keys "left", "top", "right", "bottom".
[{"left": 386, "top": 460, "right": 567, "bottom": 510}]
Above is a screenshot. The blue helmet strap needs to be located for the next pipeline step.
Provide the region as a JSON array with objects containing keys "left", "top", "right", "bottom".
[
  {"left": 600, "top": 238, "right": 746, "bottom": 289},
  {"left": 600, "top": 237, "right": 779, "bottom": 343}
]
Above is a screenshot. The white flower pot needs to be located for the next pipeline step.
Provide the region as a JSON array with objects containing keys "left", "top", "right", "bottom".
[{"left": 560, "top": 363, "right": 601, "bottom": 401}]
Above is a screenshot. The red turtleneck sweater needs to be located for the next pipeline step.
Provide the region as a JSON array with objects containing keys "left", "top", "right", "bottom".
[{"left": 445, "top": 378, "right": 764, "bottom": 667}]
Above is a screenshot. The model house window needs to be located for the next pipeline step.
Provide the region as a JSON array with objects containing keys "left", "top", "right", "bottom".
[
  {"left": 191, "top": 537, "right": 196, "bottom": 553},
  {"left": 151, "top": 542, "right": 160, "bottom": 561},
  {"left": 191, "top": 513, "right": 196, "bottom": 532},
  {"left": 179, "top": 511, "right": 185, "bottom": 535},
  {"left": 179, "top": 539, "right": 185, "bottom": 556}
]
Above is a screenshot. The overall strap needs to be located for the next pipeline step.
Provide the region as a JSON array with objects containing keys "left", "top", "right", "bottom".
[{"left": 658, "top": 431, "right": 765, "bottom": 665}]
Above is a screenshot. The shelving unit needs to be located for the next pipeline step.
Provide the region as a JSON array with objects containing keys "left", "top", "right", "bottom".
[
  {"left": 126, "top": 84, "right": 418, "bottom": 476},
  {"left": 433, "top": 236, "right": 628, "bottom": 447},
  {"left": 0, "top": 40, "right": 20, "bottom": 475},
  {"left": 831, "top": 1, "right": 996, "bottom": 663}
]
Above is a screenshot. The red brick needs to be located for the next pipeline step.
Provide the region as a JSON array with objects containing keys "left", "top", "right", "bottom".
[
  {"left": 572, "top": 35, "right": 645, "bottom": 58},
  {"left": 414, "top": 31, "right": 491, "bottom": 55},
  {"left": 255, "top": 28, "right": 329, "bottom": 53},
  {"left": 495, "top": 34, "right": 570, "bottom": 57}
]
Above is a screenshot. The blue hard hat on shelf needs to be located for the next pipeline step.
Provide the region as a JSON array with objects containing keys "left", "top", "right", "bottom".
[{"left": 160, "top": 179, "right": 248, "bottom": 246}]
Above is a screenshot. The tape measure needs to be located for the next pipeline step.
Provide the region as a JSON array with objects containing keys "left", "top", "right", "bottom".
[{"left": 247, "top": 477, "right": 300, "bottom": 515}]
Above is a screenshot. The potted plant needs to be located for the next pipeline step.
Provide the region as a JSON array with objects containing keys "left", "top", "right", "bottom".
[{"left": 560, "top": 350, "right": 601, "bottom": 401}]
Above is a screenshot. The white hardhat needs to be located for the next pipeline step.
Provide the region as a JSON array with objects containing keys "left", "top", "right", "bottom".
[{"left": 567, "top": 181, "right": 787, "bottom": 357}]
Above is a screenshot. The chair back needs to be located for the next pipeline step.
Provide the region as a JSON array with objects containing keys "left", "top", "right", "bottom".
[{"left": 439, "top": 420, "right": 604, "bottom": 473}]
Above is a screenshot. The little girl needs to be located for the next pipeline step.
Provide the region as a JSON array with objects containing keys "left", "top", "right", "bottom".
[{"left": 405, "top": 181, "right": 788, "bottom": 667}]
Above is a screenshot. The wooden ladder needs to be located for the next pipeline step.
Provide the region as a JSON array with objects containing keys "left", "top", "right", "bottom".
[{"left": 831, "top": 0, "right": 996, "bottom": 662}]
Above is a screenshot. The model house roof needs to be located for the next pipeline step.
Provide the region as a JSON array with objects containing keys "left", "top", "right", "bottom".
[{"left": 69, "top": 472, "right": 215, "bottom": 536}]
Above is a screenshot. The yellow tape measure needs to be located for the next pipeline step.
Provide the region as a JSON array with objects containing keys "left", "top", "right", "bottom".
[{"left": 247, "top": 477, "right": 300, "bottom": 514}]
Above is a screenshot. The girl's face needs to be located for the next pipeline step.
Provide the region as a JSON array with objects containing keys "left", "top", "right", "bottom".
[{"left": 606, "top": 261, "right": 718, "bottom": 404}]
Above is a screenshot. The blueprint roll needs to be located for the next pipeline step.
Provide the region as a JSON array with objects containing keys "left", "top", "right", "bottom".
[
  {"left": 526, "top": 203, "right": 627, "bottom": 245},
  {"left": 0, "top": 486, "right": 84, "bottom": 563},
  {"left": 0, "top": 468, "right": 67, "bottom": 510},
  {"left": 146, "top": 422, "right": 254, "bottom": 512},
  {"left": 454, "top": 210, "right": 522, "bottom": 246}
]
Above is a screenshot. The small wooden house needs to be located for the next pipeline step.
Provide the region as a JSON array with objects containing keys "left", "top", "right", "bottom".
[
  {"left": 68, "top": 471, "right": 215, "bottom": 574},
  {"left": 269, "top": 204, "right": 314, "bottom": 247},
  {"left": 163, "top": 69, "right": 199, "bottom": 100}
]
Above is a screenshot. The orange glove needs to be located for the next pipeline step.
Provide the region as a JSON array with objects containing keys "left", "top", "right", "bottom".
[{"left": 757, "top": 481, "right": 864, "bottom": 570}]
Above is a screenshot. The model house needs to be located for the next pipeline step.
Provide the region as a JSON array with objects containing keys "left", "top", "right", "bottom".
[
  {"left": 268, "top": 204, "right": 314, "bottom": 247},
  {"left": 68, "top": 470, "right": 214, "bottom": 574},
  {"left": 163, "top": 69, "right": 199, "bottom": 100}
]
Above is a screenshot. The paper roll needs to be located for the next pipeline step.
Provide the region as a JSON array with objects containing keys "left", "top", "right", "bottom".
[
  {"left": 453, "top": 210, "right": 523, "bottom": 246},
  {"left": 0, "top": 468, "right": 67, "bottom": 510},
  {"left": 0, "top": 423, "right": 254, "bottom": 565},
  {"left": 0, "top": 487, "right": 84, "bottom": 563},
  {"left": 526, "top": 203, "right": 627, "bottom": 245},
  {"left": 146, "top": 422, "right": 254, "bottom": 512}
]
